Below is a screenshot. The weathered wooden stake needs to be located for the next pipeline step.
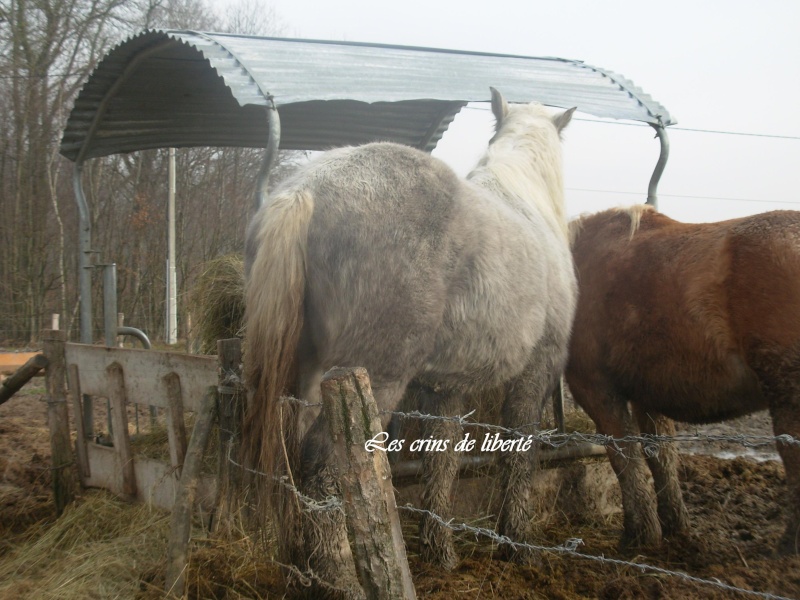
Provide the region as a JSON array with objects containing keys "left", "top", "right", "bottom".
[
  {"left": 165, "top": 388, "right": 217, "bottom": 596},
  {"left": 106, "top": 362, "right": 137, "bottom": 498},
  {"left": 66, "top": 363, "right": 91, "bottom": 482},
  {"left": 42, "top": 330, "right": 78, "bottom": 515},
  {"left": 163, "top": 372, "right": 188, "bottom": 473},
  {"left": 0, "top": 353, "right": 48, "bottom": 405},
  {"left": 321, "top": 367, "right": 417, "bottom": 600},
  {"left": 214, "top": 338, "right": 244, "bottom": 534}
]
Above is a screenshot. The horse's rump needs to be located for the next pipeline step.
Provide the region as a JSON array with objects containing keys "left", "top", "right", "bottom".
[
  {"left": 569, "top": 207, "right": 800, "bottom": 423},
  {"left": 295, "top": 142, "right": 571, "bottom": 393}
]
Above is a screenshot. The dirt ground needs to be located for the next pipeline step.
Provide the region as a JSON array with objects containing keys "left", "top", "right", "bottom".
[{"left": 1, "top": 381, "right": 798, "bottom": 599}]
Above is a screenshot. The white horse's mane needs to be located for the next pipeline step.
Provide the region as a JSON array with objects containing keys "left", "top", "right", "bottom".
[{"left": 468, "top": 102, "right": 569, "bottom": 239}]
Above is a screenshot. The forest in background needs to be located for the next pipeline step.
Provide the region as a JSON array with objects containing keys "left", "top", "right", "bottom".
[{"left": 0, "top": 0, "right": 296, "bottom": 344}]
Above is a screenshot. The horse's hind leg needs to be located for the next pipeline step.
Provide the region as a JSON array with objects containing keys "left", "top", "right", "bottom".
[
  {"left": 772, "top": 402, "right": 800, "bottom": 554},
  {"left": 764, "top": 373, "right": 800, "bottom": 555},
  {"left": 418, "top": 387, "right": 464, "bottom": 569},
  {"left": 749, "top": 344, "right": 800, "bottom": 555},
  {"left": 569, "top": 379, "right": 662, "bottom": 548},
  {"left": 495, "top": 360, "right": 547, "bottom": 562},
  {"left": 632, "top": 408, "right": 690, "bottom": 537}
]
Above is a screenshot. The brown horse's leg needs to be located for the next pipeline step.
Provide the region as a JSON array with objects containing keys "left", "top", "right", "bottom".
[
  {"left": 571, "top": 381, "right": 662, "bottom": 548},
  {"left": 297, "top": 415, "right": 365, "bottom": 600},
  {"left": 770, "top": 399, "right": 800, "bottom": 555},
  {"left": 418, "top": 388, "right": 463, "bottom": 570},
  {"left": 751, "top": 346, "right": 800, "bottom": 555},
  {"left": 633, "top": 409, "right": 690, "bottom": 537}
]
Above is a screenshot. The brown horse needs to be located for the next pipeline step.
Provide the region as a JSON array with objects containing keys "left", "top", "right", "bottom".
[{"left": 567, "top": 205, "right": 800, "bottom": 555}]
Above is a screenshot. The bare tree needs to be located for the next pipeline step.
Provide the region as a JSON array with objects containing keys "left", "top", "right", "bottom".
[
  {"left": 219, "top": 0, "right": 286, "bottom": 36},
  {"left": 0, "top": 0, "right": 288, "bottom": 343}
]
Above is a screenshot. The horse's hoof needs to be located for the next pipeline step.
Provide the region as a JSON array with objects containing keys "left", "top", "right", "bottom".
[
  {"left": 619, "top": 531, "right": 662, "bottom": 553},
  {"left": 419, "top": 542, "right": 459, "bottom": 571},
  {"left": 620, "top": 514, "right": 662, "bottom": 551},
  {"left": 497, "top": 543, "right": 542, "bottom": 566}
]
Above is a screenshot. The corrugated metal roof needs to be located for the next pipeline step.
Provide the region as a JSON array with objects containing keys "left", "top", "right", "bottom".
[{"left": 60, "top": 29, "right": 675, "bottom": 162}]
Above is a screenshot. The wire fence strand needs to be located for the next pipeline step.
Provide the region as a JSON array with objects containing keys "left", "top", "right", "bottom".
[
  {"left": 399, "top": 505, "right": 797, "bottom": 600},
  {"left": 244, "top": 397, "right": 799, "bottom": 599}
]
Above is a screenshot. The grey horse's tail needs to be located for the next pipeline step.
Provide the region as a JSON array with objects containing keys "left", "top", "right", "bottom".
[{"left": 243, "top": 188, "right": 314, "bottom": 518}]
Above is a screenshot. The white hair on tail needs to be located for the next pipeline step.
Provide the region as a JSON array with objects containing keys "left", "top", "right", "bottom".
[
  {"left": 244, "top": 187, "right": 315, "bottom": 482},
  {"left": 569, "top": 204, "right": 655, "bottom": 248},
  {"left": 616, "top": 203, "right": 655, "bottom": 239}
]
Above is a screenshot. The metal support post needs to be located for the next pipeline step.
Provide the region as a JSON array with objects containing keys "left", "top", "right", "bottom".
[{"left": 646, "top": 124, "right": 670, "bottom": 209}]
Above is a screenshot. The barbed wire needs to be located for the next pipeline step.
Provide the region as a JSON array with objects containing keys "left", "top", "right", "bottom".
[
  {"left": 274, "top": 395, "right": 798, "bottom": 453},
  {"left": 234, "top": 442, "right": 798, "bottom": 600},
  {"left": 224, "top": 446, "right": 343, "bottom": 513},
  {"left": 384, "top": 405, "right": 797, "bottom": 452},
  {"left": 399, "top": 505, "right": 797, "bottom": 600},
  {"left": 277, "top": 395, "right": 323, "bottom": 409},
  {"left": 229, "top": 400, "right": 798, "bottom": 599}
]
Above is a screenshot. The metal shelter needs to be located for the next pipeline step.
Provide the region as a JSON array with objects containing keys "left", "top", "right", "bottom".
[{"left": 60, "top": 29, "right": 675, "bottom": 348}]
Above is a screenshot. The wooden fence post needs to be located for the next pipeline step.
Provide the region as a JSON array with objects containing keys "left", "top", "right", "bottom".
[
  {"left": 42, "top": 330, "right": 78, "bottom": 515},
  {"left": 214, "top": 338, "right": 244, "bottom": 534},
  {"left": 163, "top": 372, "right": 188, "bottom": 473},
  {"left": 67, "top": 363, "right": 91, "bottom": 482},
  {"left": 165, "top": 387, "right": 217, "bottom": 596},
  {"left": 321, "top": 367, "right": 417, "bottom": 600},
  {"left": 106, "top": 362, "right": 137, "bottom": 498}
]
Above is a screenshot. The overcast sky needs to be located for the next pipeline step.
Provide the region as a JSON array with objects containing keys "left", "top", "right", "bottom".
[{"left": 219, "top": 0, "right": 799, "bottom": 222}]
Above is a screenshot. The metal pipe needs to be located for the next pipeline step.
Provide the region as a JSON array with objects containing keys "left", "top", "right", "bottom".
[
  {"left": 73, "top": 162, "right": 95, "bottom": 438},
  {"left": 254, "top": 98, "right": 281, "bottom": 210},
  {"left": 102, "top": 264, "right": 117, "bottom": 435},
  {"left": 646, "top": 124, "right": 670, "bottom": 208},
  {"left": 117, "top": 325, "right": 155, "bottom": 428},
  {"left": 166, "top": 148, "right": 177, "bottom": 344},
  {"left": 102, "top": 264, "right": 118, "bottom": 348},
  {"left": 73, "top": 162, "right": 93, "bottom": 345},
  {"left": 118, "top": 326, "right": 152, "bottom": 349}
]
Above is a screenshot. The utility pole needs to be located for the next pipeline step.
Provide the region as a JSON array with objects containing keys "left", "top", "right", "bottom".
[{"left": 166, "top": 148, "right": 178, "bottom": 344}]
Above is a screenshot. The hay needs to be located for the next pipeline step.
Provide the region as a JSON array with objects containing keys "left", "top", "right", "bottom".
[
  {"left": 189, "top": 254, "right": 246, "bottom": 355},
  {"left": 129, "top": 417, "right": 220, "bottom": 476},
  {"left": 0, "top": 491, "right": 170, "bottom": 599}
]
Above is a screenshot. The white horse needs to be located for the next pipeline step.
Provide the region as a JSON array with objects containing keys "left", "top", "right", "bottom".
[{"left": 243, "top": 88, "right": 577, "bottom": 598}]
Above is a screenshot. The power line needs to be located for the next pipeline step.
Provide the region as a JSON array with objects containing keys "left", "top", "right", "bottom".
[
  {"left": 464, "top": 105, "right": 800, "bottom": 141},
  {"left": 670, "top": 126, "right": 800, "bottom": 140},
  {"left": 577, "top": 117, "right": 800, "bottom": 141},
  {"left": 567, "top": 187, "right": 800, "bottom": 206}
]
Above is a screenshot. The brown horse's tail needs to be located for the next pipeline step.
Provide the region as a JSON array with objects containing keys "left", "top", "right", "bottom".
[{"left": 242, "top": 188, "right": 314, "bottom": 522}]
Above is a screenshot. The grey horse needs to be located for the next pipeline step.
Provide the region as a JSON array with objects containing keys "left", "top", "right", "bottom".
[{"left": 243, "top": 88, "right": 577, "bottom": 598}]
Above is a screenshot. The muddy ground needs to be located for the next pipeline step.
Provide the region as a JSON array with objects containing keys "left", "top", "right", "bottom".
[{"left": 1, "top": 381, "right": 798, "bottom": 599}]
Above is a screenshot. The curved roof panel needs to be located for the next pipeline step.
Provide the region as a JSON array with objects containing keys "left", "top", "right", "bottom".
[{"left": 60, "top": 29, "right": 675, "bottom": 162}]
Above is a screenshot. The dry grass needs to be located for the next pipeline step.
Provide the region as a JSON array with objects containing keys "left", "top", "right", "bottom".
[
  {"left": 0, "top": 491, "right": 170, "bottom": 599},
  {"left": 0, "top": 490, "right": 286, "bottom": 600},
  {"left": 189, "top": 254, "right": 246, "bottom": 355}
]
